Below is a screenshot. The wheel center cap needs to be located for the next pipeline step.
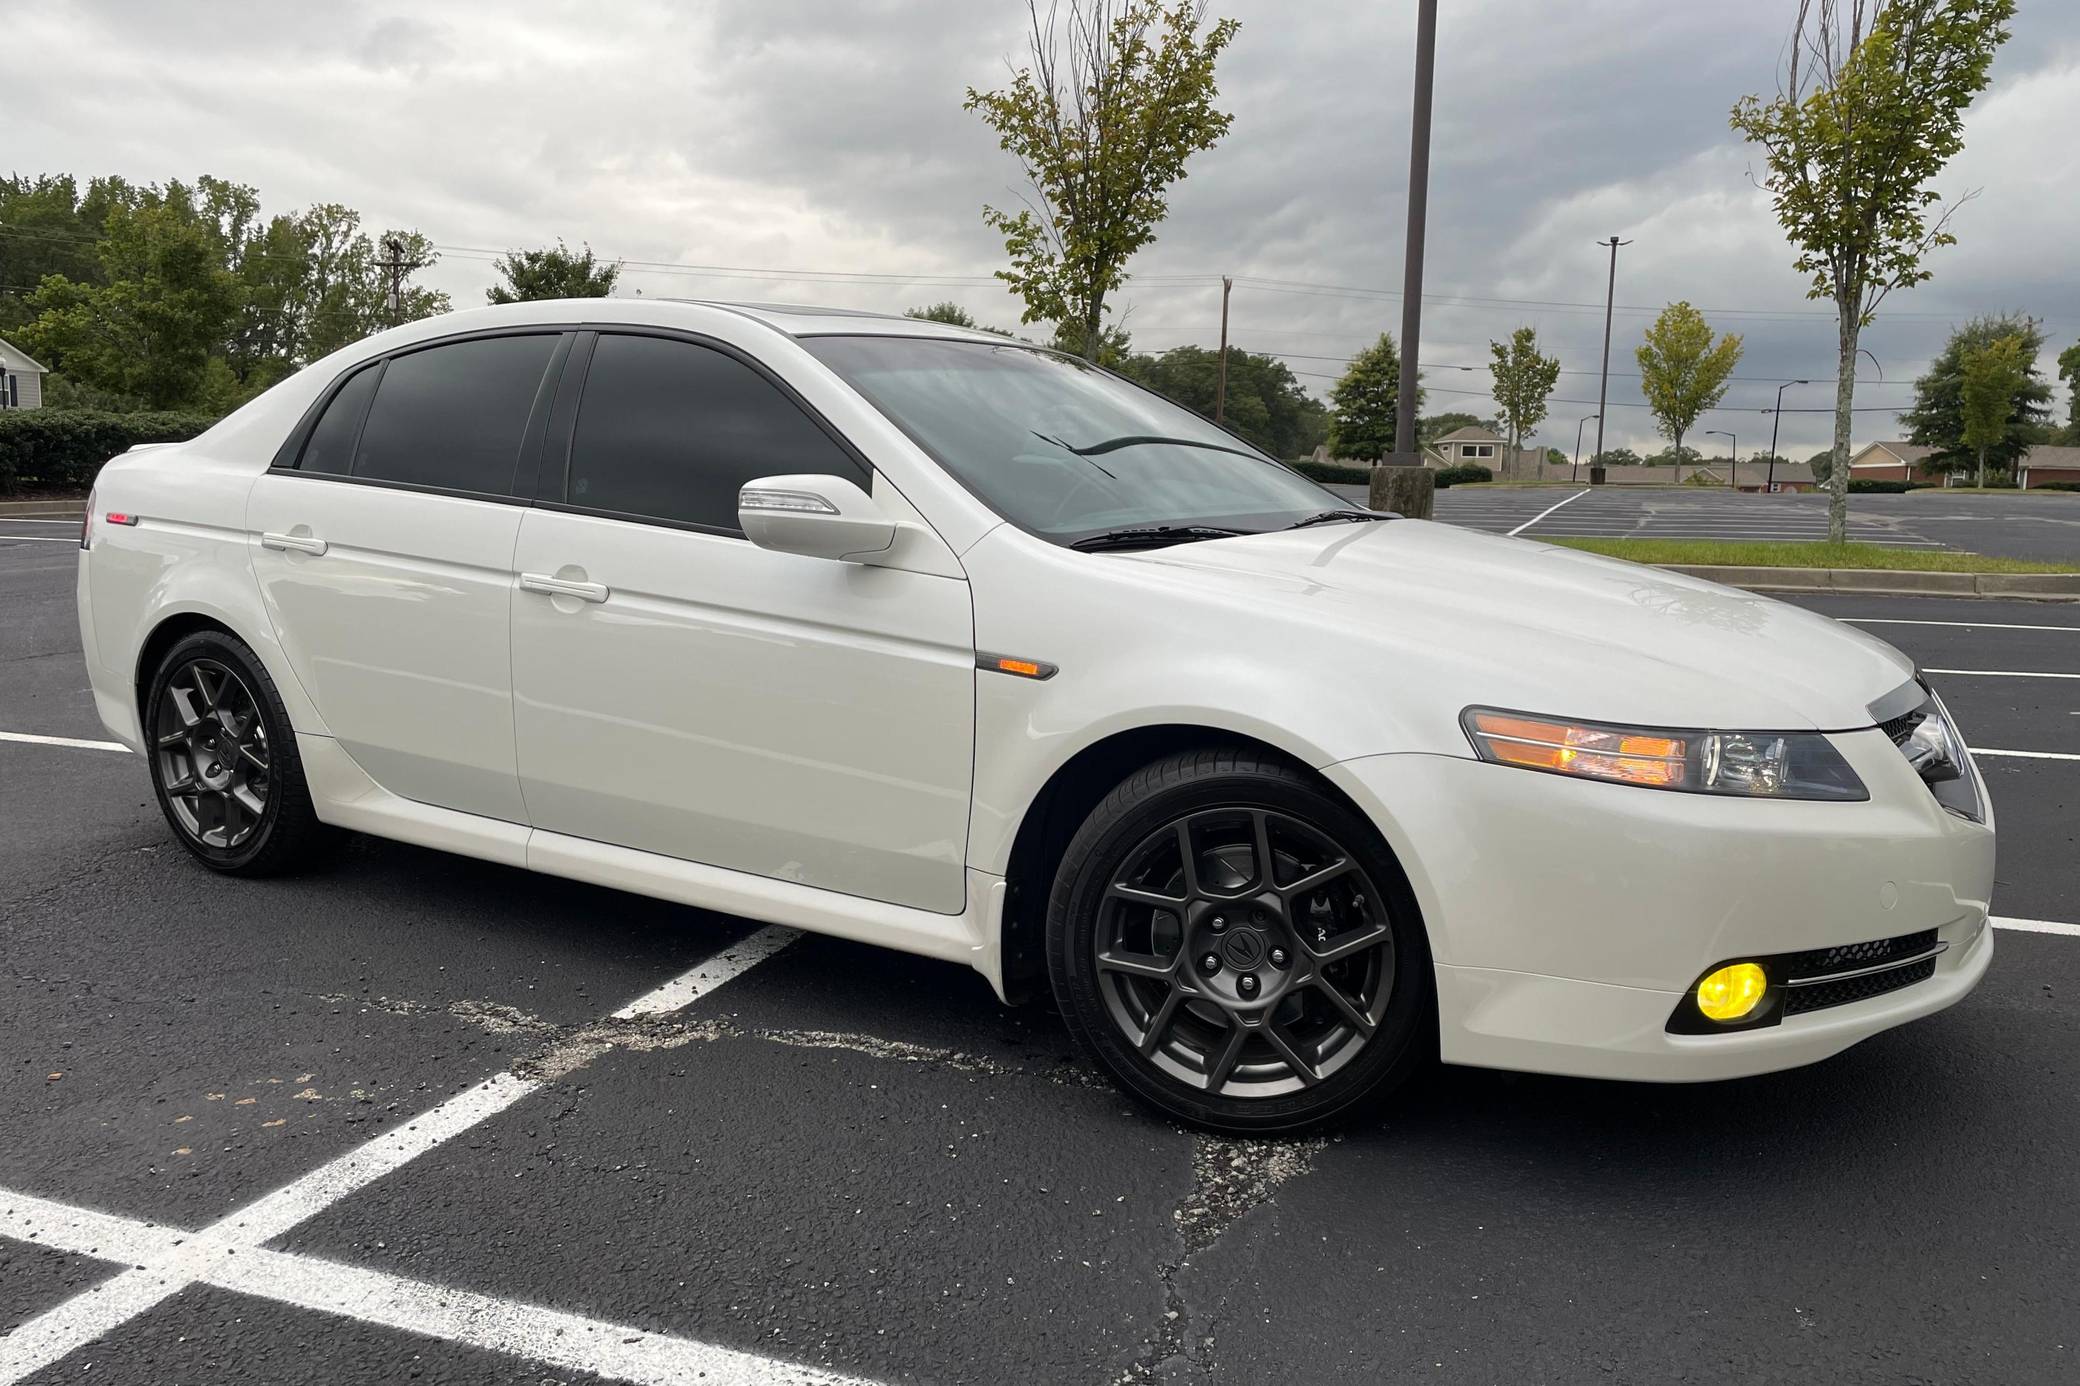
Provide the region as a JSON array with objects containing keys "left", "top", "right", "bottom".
[{"left": 1220, "top": 928, "right": 1267, "bottom": 970}]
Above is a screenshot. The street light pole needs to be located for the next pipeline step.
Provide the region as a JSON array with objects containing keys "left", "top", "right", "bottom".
[
  {"left": 1572, "top": 413, "right": 1599, "bottom": 484},
  {"left": 1390, "top": 0, "right": 1438, "bottom": 468},
  {"left": 1766, "top": 379, "right": 1807, "bottom": 493},
  {"left": 1590, "top": 235, "right": 1631, "bottom": 481},
  {"left": 1214, "top": 276, "right": 1232, "bottom": 424},
  {"left": 1707, "top": 429, "right": 1737, "bottom": 488}
]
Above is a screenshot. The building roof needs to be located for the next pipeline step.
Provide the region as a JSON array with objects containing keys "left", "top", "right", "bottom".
[
  {"left": 1851, "top": 441, "right": 1936, "bottom": 467},
  {"left": 1432, "top": 424, "right": 1504, "bottom": 443},
  {"left": 0, "top": 335, "right": 50, "bottom": 374},
  {"left": 2021, "top": 445, "right": 2080, "bottom": 470}
]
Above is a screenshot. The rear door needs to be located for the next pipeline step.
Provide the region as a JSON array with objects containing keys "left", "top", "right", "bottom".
[
  {"left": 509, "top": 329, "right": 976, "bottom": 913},
  {"left": 248, "top": 330, "right": 567, "bottom": 822}
]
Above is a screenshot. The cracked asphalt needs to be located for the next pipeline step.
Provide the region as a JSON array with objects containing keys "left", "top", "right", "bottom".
[{"left": 4, "top": 523, "right": 2079, "bottom": 1383}]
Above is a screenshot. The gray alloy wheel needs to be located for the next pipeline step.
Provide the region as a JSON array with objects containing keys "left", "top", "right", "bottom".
[
  {"left": 144, "top": 631, "right": 328, "bottom": 875},
  {"left": 1048, "top": 747, "right": 1433, "bottom": 1135}
]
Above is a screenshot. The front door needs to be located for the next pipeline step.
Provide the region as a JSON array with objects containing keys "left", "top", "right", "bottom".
[
  {"left": 248, "top": 331, "right": 564, "bottom": 823},
  {"left": 510, "top": 331, "right": 975, "bottom": 913}
]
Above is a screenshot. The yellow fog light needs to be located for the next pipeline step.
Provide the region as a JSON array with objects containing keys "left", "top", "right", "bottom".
[{"left": 1696, "top": 963, "right": 1768, "bottom": 1022}]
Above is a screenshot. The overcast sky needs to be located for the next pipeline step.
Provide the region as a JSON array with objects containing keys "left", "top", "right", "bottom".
[{"left": 7, "top": 0, "right": 2077, "bottom": 455}]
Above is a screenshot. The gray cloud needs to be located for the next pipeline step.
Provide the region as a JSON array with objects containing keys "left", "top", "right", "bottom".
[{"left": 4, "top": 0, "right": 2075, "bottom": 455}]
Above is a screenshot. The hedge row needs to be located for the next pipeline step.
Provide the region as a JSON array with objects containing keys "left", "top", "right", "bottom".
[
  {"left": 1844, "top": 479, "right": 1933, "bottom": 493},
  {"left": 0, "top": 409, "right": 221, "bottom": 493},
  {"left": 1287, "top": 460, "right": 1495, "bottom": 489},
  {"left": 2033, "top": 481, "right": 2080, "bottom": 493}
]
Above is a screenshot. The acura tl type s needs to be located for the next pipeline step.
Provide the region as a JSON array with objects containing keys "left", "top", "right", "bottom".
[{"left": 75, "top": 300, "right": 1995, "bottom": 1133}]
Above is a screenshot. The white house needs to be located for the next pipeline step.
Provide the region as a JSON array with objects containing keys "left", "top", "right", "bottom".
[{"left": 0, "top": 335, "right": 49, "bottom": 411}]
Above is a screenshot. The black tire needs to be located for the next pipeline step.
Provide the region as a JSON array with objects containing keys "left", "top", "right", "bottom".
[
  {"left": 1047, "top": 747, "right": 1433, "bottom": 1134},
  {"left": 143, "top": 629, "right": 329, "bottom": 876}
]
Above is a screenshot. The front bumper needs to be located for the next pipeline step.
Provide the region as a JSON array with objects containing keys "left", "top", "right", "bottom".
[{"left": 1322, "top": 730, "right": 1995, "bottom": 1082}]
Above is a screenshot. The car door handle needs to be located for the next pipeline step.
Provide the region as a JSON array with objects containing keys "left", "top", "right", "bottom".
[
  {"left": 260, "top": 531, "right": 328, "bottom": 556},
  {"left": 519, "top": 572, "right": 610, "bottom": 604}
]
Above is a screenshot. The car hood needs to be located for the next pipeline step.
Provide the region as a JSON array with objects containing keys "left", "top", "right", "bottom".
[{"left": 1115, "top": 518, "right": 1914, "bottom": 733}]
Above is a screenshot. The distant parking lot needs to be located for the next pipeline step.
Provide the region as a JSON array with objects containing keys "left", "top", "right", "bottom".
[
  {"left": 1326, "top": 482, "right": 2080, "bottom": 562},
  {"left": 2, "top": 514, "right": 2077, "bottom": 1384}
]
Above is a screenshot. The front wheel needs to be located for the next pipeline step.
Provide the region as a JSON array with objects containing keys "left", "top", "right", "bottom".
[
  {"left": 144, "top": 630, "right": 328, "bottom": 875},
  {"left": 1047, "top": 748, "right": 1433, "bottom": 1134}
]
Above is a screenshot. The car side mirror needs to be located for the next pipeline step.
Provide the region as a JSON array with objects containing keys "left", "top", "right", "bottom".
[{"left": 738, "top": 474, "right": 898, "bottom": 562}]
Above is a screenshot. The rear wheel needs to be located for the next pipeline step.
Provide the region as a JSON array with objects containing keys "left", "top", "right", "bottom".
[
  {"left": 145, "top": 631, "right": 327, "bottom": 875},
  {"left": 1047, "top": 748, "right": 1433, "bottom": 1134}
]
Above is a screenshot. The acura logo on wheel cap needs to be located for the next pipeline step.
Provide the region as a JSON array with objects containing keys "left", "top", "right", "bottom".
[{"left": 1221, "top": 929, "right": 1266, "bottom": 970}]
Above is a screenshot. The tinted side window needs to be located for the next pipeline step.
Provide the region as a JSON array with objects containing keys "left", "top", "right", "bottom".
[
  {"left": 566, "top": 334, "right": 863, "bottom": 530},
  {"left": 298, "top": 362, "right": 381, "bottom": 474},
  {"left": 353, "top": 334, "right": 558, "bottom": 494}
]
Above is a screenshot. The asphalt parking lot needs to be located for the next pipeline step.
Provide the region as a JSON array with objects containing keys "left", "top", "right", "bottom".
[
  {"left": 3, "top": 512, "right": 2077, "bottom": 1384},
  {"left": 1325, "top": 482, "right": 2080, "bottom": 562}
]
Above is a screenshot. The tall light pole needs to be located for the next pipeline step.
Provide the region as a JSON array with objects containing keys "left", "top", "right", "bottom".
[
  {"left": 1214, "top": 276, "right": 1233, "bottom": 424},
  {"left": 1590, "top": 235, "right": 1631, "bottom": 481},
  {"left": 1766, "top": 379, "right": 1807, "bottom": 493},
  {"left": 1706, "top": 429, "right": 1737, "bottom": 489},
  {"left": 1390, "top": 0, "right": 1438, "bottom": 467},
  {"left": 1572, "top": 413, "right": 1599, "bottom": 484}
]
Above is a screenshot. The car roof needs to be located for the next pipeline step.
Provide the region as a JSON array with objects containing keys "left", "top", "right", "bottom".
[{"left": 692, "top": 300, "right": 1014, "bottom": 343}]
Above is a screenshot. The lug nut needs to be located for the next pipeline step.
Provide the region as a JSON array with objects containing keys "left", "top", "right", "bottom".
[
  {"left": 1238, "top": 974, "right": 1259, "bottom": 997},
  {"left": 1199, "top": 953, "right": 1221, "bottom": 975},
  {"left": 1209, "top": 915, "right": 1227, "bottom": 933},
  {"left": 1269, "top": 947, "right": 1289, "bottom": 968}
]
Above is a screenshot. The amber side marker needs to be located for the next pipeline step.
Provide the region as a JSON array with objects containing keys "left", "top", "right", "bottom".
[{"left": 977, "top": 652, "right": 1059, "bottom": 680}]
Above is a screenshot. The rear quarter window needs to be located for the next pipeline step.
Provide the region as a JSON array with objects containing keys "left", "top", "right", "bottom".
[{"left": 353, "top": 335, "right": 559, "bottom": 494}]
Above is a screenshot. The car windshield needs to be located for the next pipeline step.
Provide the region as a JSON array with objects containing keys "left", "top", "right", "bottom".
[{"left": 801, "top": 335, "right": 1349, "bottom": 546}]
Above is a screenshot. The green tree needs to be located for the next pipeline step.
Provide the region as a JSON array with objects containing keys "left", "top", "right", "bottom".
[
  {"left": 1327, "top": 333, "right": 1421, "bottom": 461},
  {"left": 1490, "top": 326, "right": 1561, "bottom": 479},
  {"left": 1592, "top": 448, "right": 1643, "bottom": 467},
  {"left": 1049, "top": 317, "right": 1135, "bottom": 368},
  {"left": 905, "top": 302, "right": 1014, "bottom": 335},
  {"left": 1635, "top": 302, "right": 1742, "bottom": 457},
  {"left": 2054, "top": 339, "right": 2080, "bottom": 442},
  {"left": 1901, "top": 314, "right": 2052, "bottom": 474},
  {"left": 1958, "top": 333, "right": 2030, "bottom": 486},
  {"left": 486, "top": 240, "right": 620, "bottom": 303},
  {"left": 1116, "top": 344, "right": 1327, "bottom": 457},
  {"left": 965, "top": 0, "right": 1239, "bottom": 361},
  {"left": 1730, "top": 0, "right": 2016, "bottom": 541},
  {"left": 1807, "top": 448, "right": 1838, "bottom": 483},
  {"left": 20, "top": 188, "right": 242, "bottom": 409}
]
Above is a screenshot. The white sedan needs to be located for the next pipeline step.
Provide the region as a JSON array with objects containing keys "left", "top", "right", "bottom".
[{"left": 75, "top": 299, "right": 1994, "bottom": 1133}]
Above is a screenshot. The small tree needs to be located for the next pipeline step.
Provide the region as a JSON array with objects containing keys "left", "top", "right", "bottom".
[
  {"left": 1489, "top": 326, "right": 1561, "bottom": 478},
  {"left": 966, "top": 0, "right": 1239, "bottom": 361},
  {"left": 1328, "top": 334, "right": 1421, "bottom": 462},
  {"left": 1731, "top": 0, "right": 2016, "bottom": 541},
  {"left": 2055, "top": 339, "right": 2080, "bottom": 442},
  {"left": 1635, "top": 302, "right": 1742, "bottom": 457},
  {"left": 1958, "top": 334, "right": 2030, "bottom": 486},
  {"left": 487, "top": 240, "right": 619, "bottom": 303}
]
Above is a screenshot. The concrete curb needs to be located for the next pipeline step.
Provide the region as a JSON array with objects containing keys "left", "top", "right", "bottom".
[
  {"left": 0, "top": 499, "right": 85, "bottom": 518},
  {"left": 1661, "top": 564, "right": 2080, "bottom": 601}
]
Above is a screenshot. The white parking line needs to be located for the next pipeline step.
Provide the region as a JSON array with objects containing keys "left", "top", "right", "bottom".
[
  {"left": 1926, "top": 669, "right": 2080, "bottom": 679},
  {"left": 0, "top": 925, "right": 805, "bottom": 1386},
  {"left": 1993, "top": 917, "right": 2080, "bottom": 938},
  {"left": 1505, "top": 489, "right": 1591, "bottom": 537},
  {"left": 0, "top": 731, "right": 131, "bottom": 752},
  {"left": 1970, "top": 748, "right": 2080, "bottom": 762},
  {"left": 0, "top": 535, "right": 78, "bottom": 543},
  {"left": 1850, "top": 619, "right": 2080, "bottom": 634}
]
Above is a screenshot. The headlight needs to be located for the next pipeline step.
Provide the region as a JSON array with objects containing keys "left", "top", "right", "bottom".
[{"left": 1461, "top": 708, "right": 1867, "bottom": 801}]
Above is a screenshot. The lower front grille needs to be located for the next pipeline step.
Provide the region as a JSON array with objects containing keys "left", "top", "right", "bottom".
[
  {"left": 1784, "top": 956, "right": 1939, "bottom": 1015},
  {"left": 1780, "top": 928, "right": 1939, "bottom": 980}
]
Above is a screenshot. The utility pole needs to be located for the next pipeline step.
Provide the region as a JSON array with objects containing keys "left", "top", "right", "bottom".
[
  {"left": 1572, "top": 413, "right": 1599, "bottom": 483},
  {"left": 1390, "top": 0, "right": 1438, "bottom": 468},
  {"left": 1590, "top": 235, "right": 1631, "bottom": 480},
  {"left": 375, "top": 236, "right": 428, "bottom": 328},
  {"left": 1766, "top": 379, "right": 1807, "bottom": 493},
  {"left": 1214, "top": 276, "right": 1233, "bottom": 424},
  {"left": 1706, "top": 429, "right": 1737, "bottom": 488}
]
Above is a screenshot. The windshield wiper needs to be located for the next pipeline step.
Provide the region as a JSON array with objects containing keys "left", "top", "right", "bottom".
[
  {"left": 1040, "top": 432, "right": 1266, "bottom": 463},
  {"left": 1284, "top": 509, "right": 1393, "bottom": 530},
  {"left": 1068, "top": 524, "right": 1251, "bottom": 552}
]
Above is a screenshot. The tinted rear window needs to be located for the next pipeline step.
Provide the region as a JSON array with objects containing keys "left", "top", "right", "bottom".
[
  {"left": 299, "top": 362, "right": 380, "bottom": 475},
  {"left": 565, "top": 333, "right": 864, "bottom": 530},
  {"left": 353, "top": 334, "right": 558, "bottom": 494}
]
